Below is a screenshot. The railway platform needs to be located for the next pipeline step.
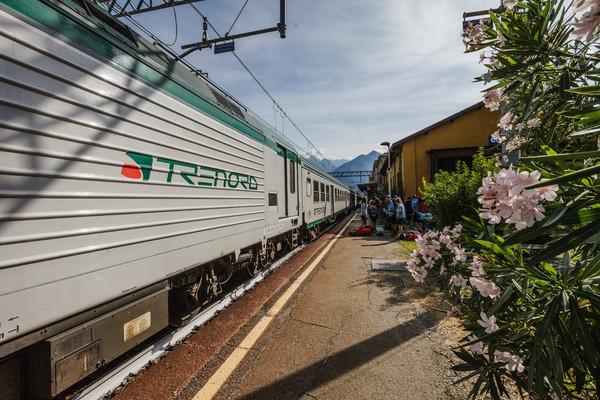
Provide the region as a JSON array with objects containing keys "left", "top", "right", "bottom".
[{"left": 111, "top": 213, "right": 473, "bottom": 400}]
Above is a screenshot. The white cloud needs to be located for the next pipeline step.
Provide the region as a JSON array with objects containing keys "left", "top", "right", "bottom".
[{"left": 122, "top": 0, "right": 490, "bottom": 159}]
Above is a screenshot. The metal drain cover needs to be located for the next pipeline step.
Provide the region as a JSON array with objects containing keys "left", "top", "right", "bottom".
[{"left": 371, "top": 260, "right": 408, "bottom": 271}]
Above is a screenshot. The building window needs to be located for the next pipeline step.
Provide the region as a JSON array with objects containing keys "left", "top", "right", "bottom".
[{"left": 430, "top": 148, "right": 478, "bottom": 177}]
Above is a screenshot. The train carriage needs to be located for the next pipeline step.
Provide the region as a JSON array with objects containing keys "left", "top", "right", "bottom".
[{"left": 0, "top": 0, "right": 354, "bottom": 397}]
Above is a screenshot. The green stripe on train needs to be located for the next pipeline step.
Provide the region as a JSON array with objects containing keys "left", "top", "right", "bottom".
[{"left": 2, "top": 0, "right": 269, "bottom": 145}]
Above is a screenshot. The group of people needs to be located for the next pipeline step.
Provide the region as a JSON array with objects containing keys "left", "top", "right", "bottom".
[{"left": 359, "top": 194, "right": 430, "bottom": 236}]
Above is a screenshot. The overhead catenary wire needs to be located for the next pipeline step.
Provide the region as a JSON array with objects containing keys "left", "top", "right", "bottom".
[
  {"left": 186, "top": 2, "right": 336, "bottom": 171},
  {"left": 112, "top": 1, "right": 337, "bottom": 172},
  {"left": 226, "top": 0, "right": 249, "bottom": 36}
]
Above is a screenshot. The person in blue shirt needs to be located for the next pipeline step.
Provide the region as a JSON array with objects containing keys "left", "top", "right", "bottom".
[
  {"left": 360, "top": 196, "right": 368, "bottom": 228},
  {"left": 395, "top": 197, "right": 405, "bottom": 236},
  {"left": 368, "top": 198, "right": 379, "bottom": 229},
  {"left": 385, "top": 195, "right": 395, "bottom": 231}
]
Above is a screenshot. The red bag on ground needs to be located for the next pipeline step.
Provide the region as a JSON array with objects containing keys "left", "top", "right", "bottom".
[{"left": 350, "top": 226, "right": 372, "bottom": 236}]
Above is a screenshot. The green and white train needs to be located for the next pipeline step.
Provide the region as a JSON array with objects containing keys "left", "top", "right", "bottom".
[{"left": 0, "top": 0, "right": 356, "bottom": 397}]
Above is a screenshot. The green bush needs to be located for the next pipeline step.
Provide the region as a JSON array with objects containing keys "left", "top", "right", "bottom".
[{"left": 422, "top": 150, "right": 498, "bottom": 228}]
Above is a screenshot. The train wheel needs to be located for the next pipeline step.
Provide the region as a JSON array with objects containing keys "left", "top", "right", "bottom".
[{"left": 247, "top": 249, "right": 264, "bottom": 277}]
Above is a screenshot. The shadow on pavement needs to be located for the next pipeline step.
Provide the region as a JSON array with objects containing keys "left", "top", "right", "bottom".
[
  {"left": 351, "top": 272, "right": 407, "bottom": 309},
  {"left": 237, "top": 311, "right": 441, "bottom": 400}
]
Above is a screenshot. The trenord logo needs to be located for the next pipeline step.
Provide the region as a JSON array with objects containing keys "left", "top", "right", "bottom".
[{"left": 121, "top": 151, "right": 259, "bottom": 190}]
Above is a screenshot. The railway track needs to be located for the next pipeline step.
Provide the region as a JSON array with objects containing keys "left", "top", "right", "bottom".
[{"left": 69, "top": 223, "right": 339, "bottom": 400}]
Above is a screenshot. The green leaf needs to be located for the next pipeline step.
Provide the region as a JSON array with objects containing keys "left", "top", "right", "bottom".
[
  {"left": 571, "top": 250, "right": 600, "bottom": 282},
  {"left": 563, "top": 207, "right": 600, "bottom": 225},
  {"left": 526, "top": 164, "right": 600, "bottom": 189},
  {"left": 529, "top": 218, "right": 600, "bottom": 264},
  {"left": 561, "top": 108, "right": 600, "bottom": 125},
  {"left": 474, "top": 239, "right": 512, "bottom": 258},
  {"left": 520, "top": 150, "right": 600, "bottom": 161},
  {"left": 567, "top": 84, "right": 600, "bottom": 95},
  {"left": 570, "top": 298, "right": 598, "bottom": 366}
]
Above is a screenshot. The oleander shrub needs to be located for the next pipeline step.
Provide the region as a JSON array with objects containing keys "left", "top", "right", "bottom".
[{"left": 408, "top": 1, "right": 600, "bottom": 399}]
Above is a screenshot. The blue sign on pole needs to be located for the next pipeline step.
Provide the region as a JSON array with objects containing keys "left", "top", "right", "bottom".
[{"left": 214, "top": 42, "right": 235, "bottom": 54}]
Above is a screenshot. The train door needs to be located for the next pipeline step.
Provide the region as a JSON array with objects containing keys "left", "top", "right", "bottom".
[
  {"left": 287, "top": 152, "right": 299, "bottom": 218},
  {"left": 277, "top": 145, "right": 298, "bottom": 219},
  {"left": 331, "top": 186, "right": 335, "bottom": 217}
]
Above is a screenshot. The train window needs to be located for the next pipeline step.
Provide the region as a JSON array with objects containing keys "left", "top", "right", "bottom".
[
  {"left": 320, "top": 183, "right": 325, "bottom": 202},
  {"left": 289, "top": 160, "right": 296, "bottom": 194},
  {"left": 313, "top": 180, "right": 320, "bottom": 202},
  {"left": 268, "top": 193, "right": 278, "bottom": 206},
  {"left": 306, "top": 178, "right": 312, "bottom": 197},
  {"left": 326, "top": 186, "right": 330, "bottom": 202}
]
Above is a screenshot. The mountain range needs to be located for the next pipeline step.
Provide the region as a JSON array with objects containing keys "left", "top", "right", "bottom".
[{"left": 306, "top": 151, "right": 381, "bottom": 189}]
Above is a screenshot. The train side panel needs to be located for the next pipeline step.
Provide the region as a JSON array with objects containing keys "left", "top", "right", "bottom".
[{"left": 0, "top": 6, "right": 270, "bottom": 346}]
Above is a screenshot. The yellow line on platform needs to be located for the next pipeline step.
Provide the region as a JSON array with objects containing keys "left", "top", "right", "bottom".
[{"left": 192, "top": 215, "right": 356, "bottom": 400}]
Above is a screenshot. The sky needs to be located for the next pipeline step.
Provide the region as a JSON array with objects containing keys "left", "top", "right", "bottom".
[{"left": 114, "top": 0, "right": 498, "bottom": 160}]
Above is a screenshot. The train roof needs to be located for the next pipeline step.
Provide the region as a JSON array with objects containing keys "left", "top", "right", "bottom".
[
  {"left": 4, "top": 1, "right": 288, "bottom": 156},
  {"left": 4, "top": 0, "right": 352, "bottom": 189}
]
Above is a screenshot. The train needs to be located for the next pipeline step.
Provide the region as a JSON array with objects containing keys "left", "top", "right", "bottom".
[{"left": 0, "top": 0, "right": 359, "bottom": 398}]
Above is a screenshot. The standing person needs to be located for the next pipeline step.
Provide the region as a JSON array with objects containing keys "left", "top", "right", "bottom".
[
  {"left": 360, "top": 197, "right": 368, "bottom": 228},
  {"left": 369, "top": 197, "right": 379, "bottom": 229},
  {"left": 395, "top": 197, "right": 405, "bottom": 236},
  {"left": 404, "top": 195, "right": 414, "bottom": 230},
  {"left": 413, "top": 197, "right": 424, "bottom": 231},
  {"left": 389, "top": 195, "right": 398, "bottom": 232},
  {"left": 384, "top": 195, "right": 395, "bottom": 230}
]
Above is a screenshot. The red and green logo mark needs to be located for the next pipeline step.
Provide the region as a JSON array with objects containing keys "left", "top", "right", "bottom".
[
  {"left": 121, "top": 151, "right": 258, "bottom": 190},
  {"left": 121, "top": 152, "right": 153, "bottom": 181}
]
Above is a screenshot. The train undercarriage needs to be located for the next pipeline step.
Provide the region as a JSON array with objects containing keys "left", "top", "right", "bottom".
[{"left": 0, "top": 219, "right": 336, "bottom": 399}]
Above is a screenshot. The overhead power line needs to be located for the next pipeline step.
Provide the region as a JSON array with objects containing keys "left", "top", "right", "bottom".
[
  {"left": 184, "top": 3, "right": 336, "bottom": 171},
  {"left": 109, "top": 1, "right": 335, "bottom": 172}
]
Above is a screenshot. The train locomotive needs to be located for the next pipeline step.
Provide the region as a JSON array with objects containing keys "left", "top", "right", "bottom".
[{"left": 0, "top": 0, "right": 357, "bottom": 397}]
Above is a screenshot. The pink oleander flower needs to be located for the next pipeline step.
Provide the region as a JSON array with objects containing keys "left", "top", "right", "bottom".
[
  {"left": 573, "top": 0, "right": 600, "bottom": 13},
  {"left": 462, "top": 22, "right": 486, "bottom": 51},
  {"left": 497, "top": 32, "right": 506, "bottom": 46},
  {"left": 482, "top": 71, "right": 493, "bottom": 84},
  {"left": 489, "top": 55, "right": 502, "bottom": 69},
  {"left": 483, "top": 89, "right": 502, "bottom": 111},
  {"left": 470, "top": 277, "right": 501, "bottom": 298},
  {"left": 478, "top": 311, "right": 499, "bottom": 334},
  {"left": 447, "top": 306, "right": 461, "bottom": 317},
  {"left": 527, "top": 117, "right": 542, "bottom": 128},
  {"left": 494, "top": 350, "right": 525, "bottom": 372},
  {"left": 468, "top": 334, "right": 484, "bottom": 354},
  {"left": 568, "top": 3, "right": 600, "bottom": 42},
  {"left": 490, "top": 130, "right": 506, "bottom": 144},
  {"left": 505, "top": 135, "right": 526, "bottom": 152},
  {"left": 451, "top": 274, "right": 468, "bottom": 288},
  {"left": 470, "top": 256, "right": 486, "bottom": 277},
  {"left": 498, "top": 112, "right": 514, "bottom": 131},
  {"left": 477, "top": 168, "right": 559, "bottom": 230}
]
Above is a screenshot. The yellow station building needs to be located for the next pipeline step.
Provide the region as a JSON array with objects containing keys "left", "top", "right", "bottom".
[{"left": 379, "top": 102, "right": 500, "bottom": 198}]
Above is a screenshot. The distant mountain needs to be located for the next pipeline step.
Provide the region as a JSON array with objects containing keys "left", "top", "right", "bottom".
[
  {"left": 333, "top": 150, "right": 381, "bottom": 188},
  {"left": 306, "top": 155, "right": 350, "bottom": 172}
]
